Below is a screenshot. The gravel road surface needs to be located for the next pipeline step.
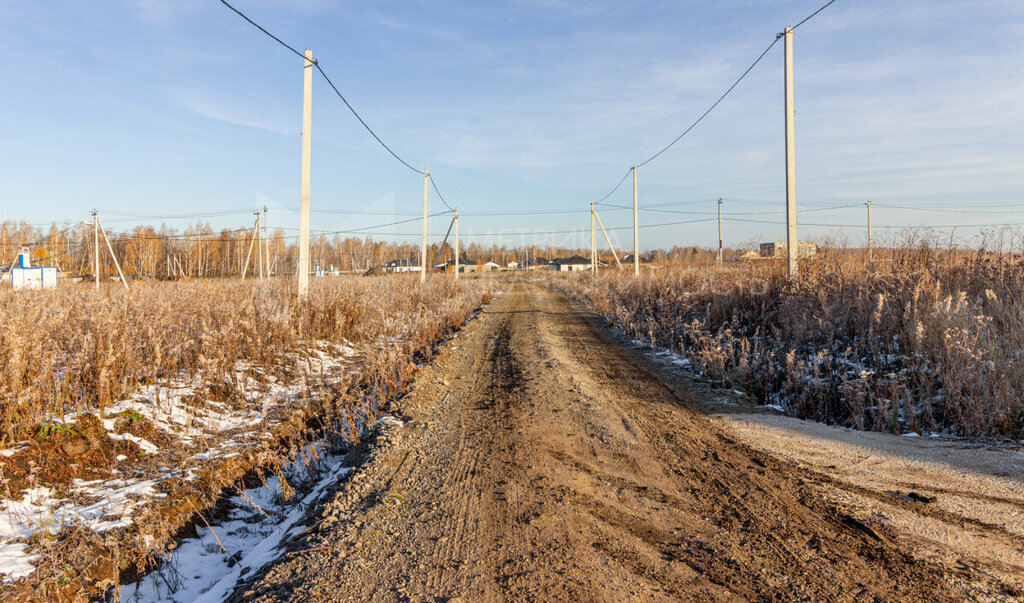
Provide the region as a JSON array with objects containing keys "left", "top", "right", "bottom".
[{"left": 229, "top": 283, "right": 1020, "bottom": 601}]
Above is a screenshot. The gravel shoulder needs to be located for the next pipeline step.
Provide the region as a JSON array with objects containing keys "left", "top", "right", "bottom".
[
  {"left": 228, "top": 283, "right": 1022, "bottom": 602},
  {"left": 712, "top": 411, "right": 1024, "bottom": 596}
]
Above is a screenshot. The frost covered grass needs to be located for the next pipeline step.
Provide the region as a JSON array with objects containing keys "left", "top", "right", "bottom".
[
  {"left": 0, "top": 276, "right": 487, "bottom": 439},
  {"left": 559, "top": 245, "right": 1024, "bottom": 440},
  {"left": 0, "top": 275, "right": 495, "bottom": 598}
]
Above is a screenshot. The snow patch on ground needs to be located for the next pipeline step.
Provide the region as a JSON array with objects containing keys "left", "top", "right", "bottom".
[
  {"left": 0, "top": 479, "right": 163, "bottom": 543},
  {"left": 0, "top": 340, "right": 360, "bottom": 584},
  {"left": 123, "top": 460, "right": 351, "bottom": 602},
  {"left": 0, "top": 543, "right": 36, "bottom": 582},
  {"left": 119, "top": 413, "right": 406, "bottom": 602}
]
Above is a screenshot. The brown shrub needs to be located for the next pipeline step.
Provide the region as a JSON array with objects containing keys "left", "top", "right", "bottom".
[{"left": 558, "top": 246, "right": 1024, "bottom": 439}]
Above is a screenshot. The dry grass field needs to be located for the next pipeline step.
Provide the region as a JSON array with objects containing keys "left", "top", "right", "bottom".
[
  {"left": 3, "top": 246, "right": 1023, "bottom": 598},
  {"left": 558, "top": 246, "right": 1024, "bottom": 440},
  {"left": 0, "top": 275, "right": 495, "bottom": 598}
]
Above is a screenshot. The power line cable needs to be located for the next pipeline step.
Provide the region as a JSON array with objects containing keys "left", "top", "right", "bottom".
[
  {"left": 593, "top": 169, "right": 634, "bottom": 205},
  {"left": 460, "top": 208, "right": 591, "bottom": 216},
  {"left": 641, "top": 2, "right": 848, "bottom": 166},
  {"left": 872, "top": 203, "right": 1024, "bottom": 215},
  {"left": 427, "top": 172, "right": 456, "bottom": 211},
  {"left": 288, "top": 211, "right": 454, "bottom": 236},
  {"left": 636, "top": 36, "right": 781, "bottom": 168},
  {"left": 791, "top": 0, "right": 838, "bottom": 30},
  {"left": 313, "top": 63, "right": 425, "bottom": 175},
  {"left": 587, "top": 0, "right": 841, "bottom": 208},
  {"left": 723, "top": 217, "right": 1024, "bottom": 229},
  {"left": 98, "top": 208, "right": 258, "bottom": 219},
  {"left": 218, "top": 0, "right": 308, "bottom": 61},
  {"left": 308, "top": 209, "right": 421, "bottom": 216},
  {"left": 219, "top": 0, "right": 429, "bottom": 177}
]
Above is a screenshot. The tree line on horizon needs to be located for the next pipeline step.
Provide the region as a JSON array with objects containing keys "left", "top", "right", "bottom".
[{"left": 1, "top": 220, "right": 733, "bottom": 280}]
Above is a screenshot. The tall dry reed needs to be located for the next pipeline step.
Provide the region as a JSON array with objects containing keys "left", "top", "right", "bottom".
[
  {"left": 0, "top": 275, "right": 493, "bottom": 443},
  {"left": 559, "top": 246, "right": 1024, "bottom": 439}
]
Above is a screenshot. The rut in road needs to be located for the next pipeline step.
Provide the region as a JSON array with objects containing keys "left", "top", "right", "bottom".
[{"left": 232, "top": 283, "right": 989, "bottom": 601}]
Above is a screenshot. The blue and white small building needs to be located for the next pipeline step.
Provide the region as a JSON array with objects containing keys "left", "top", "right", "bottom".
[{"left": 10, "top": 248, "right": 58, "bottom": 290}]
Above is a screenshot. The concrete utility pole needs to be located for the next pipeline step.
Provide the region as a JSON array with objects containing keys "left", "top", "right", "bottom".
[
  {"left": 92, "top": 210, "right": 99, "bottom": 289},
  {"left": 454, "top": 207, "right": 460, "bottom": 280},
  {"left": 263, "top": 206, "right": 270, "bottom": 277},
  {"left": 632, "top": 166, "right": 640, "bottom": 275},
  {"left": 255, "top": 211, "right": 264, "bottom": 280},
  {"left": 241, "top": 216, "right": 259, "bottom": 280},
  {"left": 421, "top": 170, "right": 429, "bottom": 283},
  {"left": 784, "top": 26, "right": 798, "bottom": 278},
  {"left": 591, "top": 203, "right": 596, "bottom": 272},
  {"left": 717, "top": 198, "right": 723, "bottom": 264},
  {"left": 95, "top": 217, "right": 129, "bottom": 291},
  {"left": 593, "top": 210, "right": 623, "bottom": 269},
  {"left": 866, "top": 200, "right": 873, "bottom": 264},
  {"left": 298, "top": 49, "right": 314, "bottom": 299}
]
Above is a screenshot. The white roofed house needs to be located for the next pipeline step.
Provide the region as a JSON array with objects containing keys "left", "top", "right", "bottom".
[
  {"left": 433, "top": 257, "right": 474, "bottom": 273},
  {"left": 549, "top": 255, "right": 592, "bottom": 272},
  {"left": 382, "top": 259, "right": 422, "bottom": 273}
]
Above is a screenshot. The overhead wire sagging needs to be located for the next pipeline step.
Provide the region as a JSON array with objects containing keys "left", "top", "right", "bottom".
[
  {"left": 587, "top": 0, "right": 841, "bottom": 207},
  {"left": 218, "top": 0, "right": 464, "bottom": 208},
  {"left": 313, "top": 63, "right": 425, "bottom": 176},
  {"left": 635, "top": 36, "right": 781, "bottom": 169},
  {"left": 427, "top": 173, "right": 456, "bottom": 211}
]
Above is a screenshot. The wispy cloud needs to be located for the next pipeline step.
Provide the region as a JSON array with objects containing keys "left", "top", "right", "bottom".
[
  {"left": 122, "top": 0, "right": 203, "bottom": 25},
  {"left": 170, "top": 89, "right": 294, "bottom": 136}
]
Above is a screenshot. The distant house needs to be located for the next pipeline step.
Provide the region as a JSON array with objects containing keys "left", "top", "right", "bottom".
[
  {"left": 550, "top": 256, "right": 592, "bottom": 272},
  {"left": 434, "top": 257, "right": 476, "bottom": 273},
  {"left": 759, "top": 242, "right": 818, "bottom": 259},
  {"left": 383, "top": 259, "right": 421, "bottom": 273},
  {"left": 506, "top": 262, "right": 518, "bottom": 270},
  {"left": 737, "top": 249, "right": 764, "bottom": 261},
  {"left": 618, "top": 254, "right": 651, "bottom": 264},
  {"left": 520, "top": 258, "right": 550, "bottom": 270},
  {"left": 481, "top": 261, "right": 501, "bottom": 272}
]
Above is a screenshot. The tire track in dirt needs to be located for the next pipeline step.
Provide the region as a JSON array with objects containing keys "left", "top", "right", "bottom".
[{"left": 230, "top": 283, "right": 1016, "bottom": 601}]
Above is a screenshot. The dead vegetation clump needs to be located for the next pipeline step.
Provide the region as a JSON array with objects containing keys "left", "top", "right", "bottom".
[
  {"left": 560, "top": 243, "right": 1024, "bottom": 440},
  {"left": 0, "top": 274, "right": 495, "bottom": 598},
  {"left": 0, "top": 414, "right": 142, "bottom": 498}
]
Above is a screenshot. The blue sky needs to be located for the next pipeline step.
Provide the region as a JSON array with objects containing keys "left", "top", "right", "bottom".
[{"left": 1, "top": 0, "right": 1022, "bottom": 251}]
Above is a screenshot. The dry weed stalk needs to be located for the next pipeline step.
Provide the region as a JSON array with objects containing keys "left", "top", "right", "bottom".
[
  {"left": 559, "top": 244, "right": 1024, "bottom": 439},
  {"left": 0, "top": 273, "right": 495, "bottom": 598}
]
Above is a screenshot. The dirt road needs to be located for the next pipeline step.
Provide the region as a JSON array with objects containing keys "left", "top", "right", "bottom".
[{"left": 231, "top": 283, "right": 1020, "bottom": 601}]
